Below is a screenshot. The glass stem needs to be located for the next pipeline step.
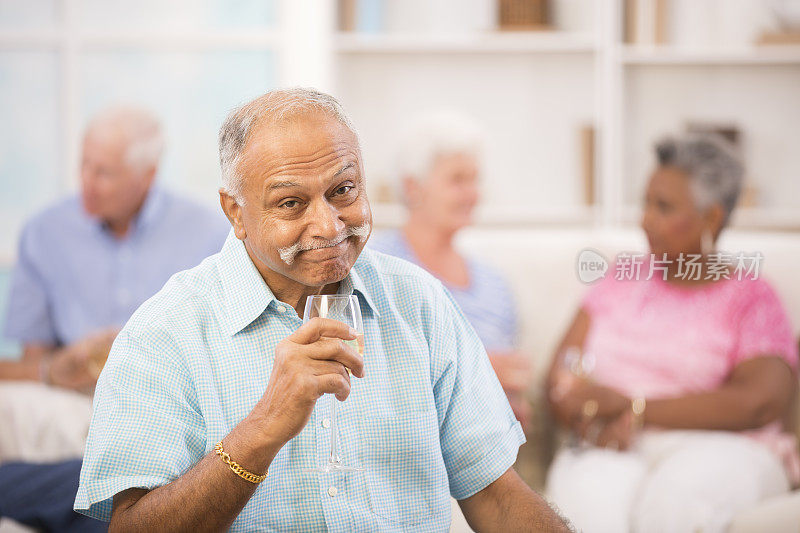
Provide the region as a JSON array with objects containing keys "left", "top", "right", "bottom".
[{"left": 329, "top": 395, "right": 340, "bottom": 464}]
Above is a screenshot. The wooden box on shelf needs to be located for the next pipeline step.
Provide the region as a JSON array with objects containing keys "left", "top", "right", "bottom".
[
  {"left": 758, "top": 31, "right": 800, "bottom": 45},
  {"left": 497, "top": 0, "right": 550, "bottom": 31}
]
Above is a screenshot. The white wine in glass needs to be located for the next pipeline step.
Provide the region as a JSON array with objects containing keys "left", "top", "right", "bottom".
[{"left": 303, "top": 294, "right": 364, "bottom": 474}]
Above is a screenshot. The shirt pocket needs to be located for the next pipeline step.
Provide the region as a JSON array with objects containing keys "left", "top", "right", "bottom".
[{"left": 360, "top": 409, "right": 447, "bottom": 526}]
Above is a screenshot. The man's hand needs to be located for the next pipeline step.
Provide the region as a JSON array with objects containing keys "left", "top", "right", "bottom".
[
  {"left": 48, "top": 328, "right": 119, "bottom": 391},
  {"left": 488, "top": 351, "right": 533, "bottom": 431},
  {"left": 244, "top": 317, "right": 365, "bottom": 453}
]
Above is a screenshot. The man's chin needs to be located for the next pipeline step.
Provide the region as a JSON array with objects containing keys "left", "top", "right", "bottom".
[{"left": 292, "top": 252, "right": 359, "bottom": 289}]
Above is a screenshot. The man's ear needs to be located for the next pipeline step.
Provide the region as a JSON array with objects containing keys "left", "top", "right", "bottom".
[
  {"left": 219, "top": 189, "right": 246, "bottom": 240},
  {"left": 704, "top": 203, "right": 725, "bottom": 241},
  {"left": 402, "top": 176, "right": 421, "bottom": 208},
  {"left": 142, "top": 166, "right": 157, "bottom": 189}
]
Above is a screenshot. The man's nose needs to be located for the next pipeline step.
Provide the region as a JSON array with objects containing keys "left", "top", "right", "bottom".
[
  {"left": 80, "top": 167, "right": 96, "bottom": 190},
  {"left": 307, "top": 198, "right": 345, "bottom": 239}
]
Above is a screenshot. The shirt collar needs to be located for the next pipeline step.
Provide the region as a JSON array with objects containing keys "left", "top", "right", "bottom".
[
  {"left": 96, "top": 184, "right": 165, "bottom": 237},
  {"left": 338, "top": 262, "right": 381, "bottom": 319},
  {"left": 217, "top": 231, "right": 277, "bottom": 336},
  {"left": 133, "top": 184, "right": 165, "bottom": 232},
  {"left": 217, "top": 233, "right": 382, "bottom": 335}
]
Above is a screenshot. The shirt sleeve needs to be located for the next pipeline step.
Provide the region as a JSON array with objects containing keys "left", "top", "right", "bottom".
[
  {"left": 429, "top": 282, "right": 525, "bottom": 500},
  {"left": 3, "top": 222, "right": 59, "bottom": 345},
  {"left": 580, "top": 269, "right": 618, "bottom": 317},
  {"left": 730, "top": 279, "right": 798, "bottom": 373},
  {"left": 74, "top": 327, "right": 206, "bottom": 521}
]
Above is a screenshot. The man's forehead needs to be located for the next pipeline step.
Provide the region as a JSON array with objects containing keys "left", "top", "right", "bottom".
[
  {"left": 248, "top": 111, "right": 357, "bottom": 153},
  {"left": 240, "top": 113, "right": 361, "bottom": 180}
]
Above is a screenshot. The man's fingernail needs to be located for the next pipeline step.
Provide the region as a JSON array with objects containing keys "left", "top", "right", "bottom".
[{"left": 348, "top": 327, "right": 358, "bottom": 337}]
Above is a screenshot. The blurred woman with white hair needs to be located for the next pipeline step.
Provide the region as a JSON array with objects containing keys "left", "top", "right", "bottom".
[
  {"left": 370, "top": 111, "right": 532, "bottom": 428},
  {"left": 545, "top": 134, "right": 799, "bottom": 533}
]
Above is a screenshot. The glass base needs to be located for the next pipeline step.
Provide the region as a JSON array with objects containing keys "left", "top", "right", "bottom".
[{"left": 305, "top": 462, "right": 364, "bottom": 474}]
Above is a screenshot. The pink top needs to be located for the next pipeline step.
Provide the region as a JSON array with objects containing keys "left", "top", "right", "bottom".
[{"left": 582, "top": 271, "right": 800, "bottom": 485}]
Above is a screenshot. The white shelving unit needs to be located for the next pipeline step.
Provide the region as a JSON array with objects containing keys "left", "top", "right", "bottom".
[
  {"left": 325, "top": 0, "right": 800, "bottom": 231},
  {"left": 621, "top": 45, "right": 800, "bottom": 65},
  {"left": 1, "top": 0, "right": 798, "bottom": 246},
  {"left": 335, "top": 31, "right": 597, "bottom": 54}
]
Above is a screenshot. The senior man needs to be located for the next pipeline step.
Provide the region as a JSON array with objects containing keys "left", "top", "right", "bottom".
[
  {"left": 0, "top": 105, "right": 228, "bottom": 533},
  {"left": 1, "top": 105, "right": 228, "bottom": 392},
  {"left": 75, "top": 89, "right": 570, "bottom": 532}
]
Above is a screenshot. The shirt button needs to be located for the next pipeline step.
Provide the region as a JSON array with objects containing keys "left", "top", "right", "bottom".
[
  {"left": 277, "top": 305, "right": 286, "bottom": 314},
  {"left": 321, "top": 418, "right": 331, "bottom": 428},
  {"left": 327, "top": 486, "right": 338, "bottom": 497}
]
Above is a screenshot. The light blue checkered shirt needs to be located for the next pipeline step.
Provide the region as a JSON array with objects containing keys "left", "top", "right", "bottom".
[{"left": 75, "top": 231, "right": 524, "bottom": 532}]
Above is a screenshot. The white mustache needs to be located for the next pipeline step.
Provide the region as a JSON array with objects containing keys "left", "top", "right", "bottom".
[{"left": 278, "top": 222, "right": 371, "bottom": 265}]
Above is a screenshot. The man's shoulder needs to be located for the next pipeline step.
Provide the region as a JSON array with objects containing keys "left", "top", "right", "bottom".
[
  {"left": 366, "top": 229, "right": 406, "bottom": 257},
  {"left": 17, "top": 196, "right": 88, "bottom": 254},
  {"left": 23, "top": 195, "right": 84, "bottom": 234},
  {"left": 123, "top": 254, "right": 223, "bottom": 338},
  {"left": 160, "top": 190, "right": 224, "bottom": 226},
  {"left": 355, "top": 247, "right": 445, "bottom": 298},
  {"left": 152, "top": 189, "right": 230, "bottom": 253}
]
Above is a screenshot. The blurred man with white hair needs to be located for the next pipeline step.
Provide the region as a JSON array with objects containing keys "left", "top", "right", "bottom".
[
  {"left": 0, "top": 106, "right": 228, "bottom": 532},
  {"left": 1, "top": 105, "right": 228, "bottom": 391}
]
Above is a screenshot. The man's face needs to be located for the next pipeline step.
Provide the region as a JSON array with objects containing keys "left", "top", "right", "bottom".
[
  {"left": 80, "top": 127, "right": 153, "bottom": 224},
  {"left": 225, "top": 112, "right": 372, "bottom": 294}
]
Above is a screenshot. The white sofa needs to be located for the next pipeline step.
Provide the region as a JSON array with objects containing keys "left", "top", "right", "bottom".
[
  {"left": 448, "top": 226, "right": 800, "bottom": 532},
  {"left": 2, "top": 227, "right": 798, "bottom": 532}
]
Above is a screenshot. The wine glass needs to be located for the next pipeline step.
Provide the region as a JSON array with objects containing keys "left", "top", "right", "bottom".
[
  {"left": 555, "top": 346, "right": 596, "bottom": 449},
  {"left": 303, "top": 294, "right": 365, "bottom": 474}
]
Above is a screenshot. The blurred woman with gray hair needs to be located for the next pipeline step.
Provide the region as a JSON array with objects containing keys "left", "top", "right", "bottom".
[
  {"left": 545, "top": 133, "right": 799, "bottom": 532},
  {"left": 370, "top": 110, "right": 532, "bottom": 429}
]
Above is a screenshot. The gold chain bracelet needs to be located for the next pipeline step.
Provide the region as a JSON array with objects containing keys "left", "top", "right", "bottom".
[
  {"left": 631, "top": 397, "right": 647, "bottom": 432},
  {"left": 214, "top": 442, "right": 267, "bottom": 484}
]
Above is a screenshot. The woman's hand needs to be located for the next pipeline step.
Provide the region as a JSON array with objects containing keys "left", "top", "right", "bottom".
[
  {"left": 592, "top": 410, "right": 635, "bottom": 451},
  {"left": 549, "top": 370, "right": 630, "bottom": 431}
]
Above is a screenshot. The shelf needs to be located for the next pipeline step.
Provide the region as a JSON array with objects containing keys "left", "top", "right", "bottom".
[
  {"left": 0, "top": 30, "right": 61, "bottom": 48},
  {"left": 622, "top": 205, "right": 800, "bottom": 231},
  {"left": 79, "top": 31, "right": 281, "bottom": 50},
  {"left": 336, "top": 31, "right": 596, "bottom": 54},
  {"left": 0, "top": 30, "right": 281, "bottom": 50},
  {"left": 372, "top": 203, "right": 597, "bottom": 229},
  {"left": 621, "top": 45, "right": 800, "bottom": 65}
]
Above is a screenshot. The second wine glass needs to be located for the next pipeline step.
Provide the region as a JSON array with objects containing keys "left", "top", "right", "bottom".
[{"left": 303, "top": 294, "right": 365, "bottom": 473}]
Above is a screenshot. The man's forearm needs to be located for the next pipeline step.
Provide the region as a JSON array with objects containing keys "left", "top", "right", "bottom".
[
  {"left": 460, "top": 469, "right": 572, "bottom": 533},
  {"left": 110, "top": 420, "right": 281, "bottom": 532},
  {"left": 493, "top": 486, "right": 572, "bottom": 533},
  {"left": 0, "top": 360, "right": 40, "bottom": 381},
  {"left": 0, "top": 343, "right": 54, "bottom": 381}
]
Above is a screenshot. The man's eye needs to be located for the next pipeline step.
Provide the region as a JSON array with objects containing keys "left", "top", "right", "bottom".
[
  {"left": 279, "top": 200, "right": 299, "bottom": 209},
  {"left": 334, "top": 185, "right": 354, "bottom": 196}
]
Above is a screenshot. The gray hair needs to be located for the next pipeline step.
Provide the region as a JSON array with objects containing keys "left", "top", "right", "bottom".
[
  {"left": 655, "top": 133, "right": 744, "bottom": 225},
  {"left": 395, "top": 110, "right": 483, "bottom": 185},
  {"left": 218, "top": 87, "right": 359, "bottom": 203},
  {"left": 86, "top": 105, "right": 164, "bottom": 175}
]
